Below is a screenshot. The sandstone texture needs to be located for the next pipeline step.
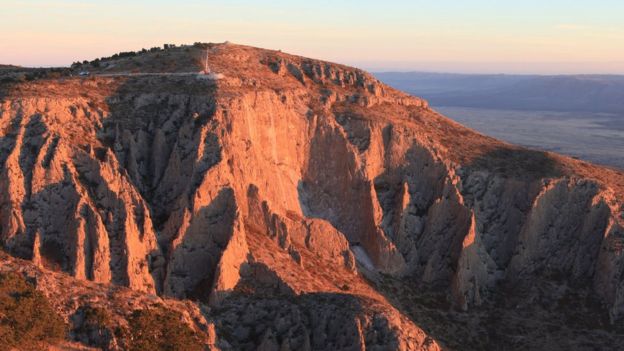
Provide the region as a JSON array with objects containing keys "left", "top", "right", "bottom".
[{"left": 0, "top": 43, "right": 623, "bottom": 350}]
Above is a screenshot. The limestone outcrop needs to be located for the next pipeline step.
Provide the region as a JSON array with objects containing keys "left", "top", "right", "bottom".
[{"left": 1, "top": 43, "right": 623, "bottom": 350}]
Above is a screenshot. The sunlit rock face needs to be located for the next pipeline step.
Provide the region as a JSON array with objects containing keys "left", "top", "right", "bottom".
[{"left": 1, "top": 43, "right": 623, "bottom": 350}]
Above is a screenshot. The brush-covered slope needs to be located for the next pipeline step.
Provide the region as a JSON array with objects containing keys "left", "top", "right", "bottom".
[{"left": 0, "top": 43, "right": 623, "bottom": 350}]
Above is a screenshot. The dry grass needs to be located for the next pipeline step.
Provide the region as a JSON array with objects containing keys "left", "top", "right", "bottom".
[
  {"left": 122, "top": 306, "right": 204, "bottom": 351},
  {"left": 0, "top": 272, "right": 67, "bottom": 350}
]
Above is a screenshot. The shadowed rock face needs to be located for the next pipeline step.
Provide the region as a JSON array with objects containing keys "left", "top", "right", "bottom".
[{"left": 0, "top": 43, "right": 623, "bottom": 350}]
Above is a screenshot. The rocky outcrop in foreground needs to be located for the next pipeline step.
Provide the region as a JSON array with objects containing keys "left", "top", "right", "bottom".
[{"left": 0, "top": 43, "right": 623, "bottom": 350}]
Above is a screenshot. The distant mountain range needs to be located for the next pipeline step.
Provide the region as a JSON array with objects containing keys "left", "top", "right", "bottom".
[{"left": 375, "top": 72, "right": 624, "bottom": 113}]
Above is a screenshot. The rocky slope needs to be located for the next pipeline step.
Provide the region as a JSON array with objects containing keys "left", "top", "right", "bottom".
[{"left": 0, "top": 43, "right": 623, "bottom": 350}]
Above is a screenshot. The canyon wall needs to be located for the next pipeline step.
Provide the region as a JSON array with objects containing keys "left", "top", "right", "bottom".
[{"left": 1, "top": 44, "right": 623, "bottom": 349}]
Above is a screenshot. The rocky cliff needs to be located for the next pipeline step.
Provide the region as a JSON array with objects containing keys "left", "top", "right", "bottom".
[{"left": 1, "top": 43, "right": 623, "bottom": 350}]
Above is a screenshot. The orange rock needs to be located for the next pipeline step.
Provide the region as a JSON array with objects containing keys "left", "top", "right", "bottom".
[{"left": 1, "top": 42, "right": 623, "bottom": 349}]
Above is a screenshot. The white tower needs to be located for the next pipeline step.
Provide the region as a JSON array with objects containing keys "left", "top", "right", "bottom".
[
  {"left": 197, "top": 46, "right": 223, "bottom": 80},
  {"left": 203, "top": 48, "right": 211, "bottom": 74}
]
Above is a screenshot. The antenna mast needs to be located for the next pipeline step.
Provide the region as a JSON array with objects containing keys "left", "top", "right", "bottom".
[{"left": 204, "top": 48, "right": 210, "bottom": 74}]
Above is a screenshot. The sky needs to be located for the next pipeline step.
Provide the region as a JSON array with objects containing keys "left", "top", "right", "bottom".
[{"left": 2, "top": 0, "right": 624, "bottom": 74}]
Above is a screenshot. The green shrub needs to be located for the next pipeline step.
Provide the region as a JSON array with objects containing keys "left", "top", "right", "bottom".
[
  {"left": 0, "top": 272, "right": 67, "bottom": 349},
  {"left": 72, "top": 305, "right": 115, "bottom": 349},
  {"left": 82, "top": 305, "right": 112, "bottom": 327},
  {"left": 125, "top": 306, "right": 203, "bottom": 351}
]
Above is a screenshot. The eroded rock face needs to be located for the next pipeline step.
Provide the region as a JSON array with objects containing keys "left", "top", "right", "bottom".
[
  {"left": 212, "top": 293, "right": 438, "bottom": 351},
  {"left": 1, "top": 43, "right": 623, "bottom": 349}
]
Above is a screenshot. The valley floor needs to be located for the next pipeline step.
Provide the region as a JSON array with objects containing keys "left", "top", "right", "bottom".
[{"left": 436, "top": 107, "right": 624, "bottom": 170}]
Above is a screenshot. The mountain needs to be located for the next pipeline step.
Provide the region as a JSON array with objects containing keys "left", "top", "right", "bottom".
[
  {"left": 0, "top": 64, "right": 21, "bottom": 70},
  {"left": 375, "top": 72, "right": 624, "bottom": 113},
  {"left": 0, "top": 43, "right": 623, "bottom": 350}
]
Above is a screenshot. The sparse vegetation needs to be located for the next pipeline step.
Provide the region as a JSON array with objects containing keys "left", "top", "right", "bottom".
[
  {"left": 0, "top": 67, "right": 72, "bottom": 83},
  {"left": 81, "top": 305, "right": 113, "bottom": 328},
  {"left": 72, "top": 305, "right": 116, "bottom": 349},
  {"left": 84, "top": 45, "right": 178, "bottom": 65},
  {"left": 1, "top": 42, "right": 200, "bottom": 82},
  {"left": 123, "top": 306, "right": 203, "bottom": 351},
  {"left": 0, "top": 272, "right": 67, "bottom": 350}
]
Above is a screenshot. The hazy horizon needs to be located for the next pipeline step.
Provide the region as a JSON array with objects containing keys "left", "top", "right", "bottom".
[
  {"left": 7, "top": 54, "right": 624, "bottom": 76},
  {"left": 2, "top": 0, "right": 624, "bottom": 74}
]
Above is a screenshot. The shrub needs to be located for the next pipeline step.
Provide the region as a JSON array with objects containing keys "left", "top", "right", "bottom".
[
  {"left": 1, "top": 76, "right": 17, "bottom": 83},
  {"left": 124, "top": 306, "right": 203, "bottom": 351},
  {"left": 0, "top": 272, "right": 67, "bottom": 349},
  {"left": 118, "top": 51, "right": 137, "bottom": 58},
  {"left": 82, "top": 305, "right": 112, "bottom": 327},
  {"left": 47, "top": 71, "right": 62, "bottom": 79},
  {"left": 72, "top": 305, "right": 115, "bottom": 349}
]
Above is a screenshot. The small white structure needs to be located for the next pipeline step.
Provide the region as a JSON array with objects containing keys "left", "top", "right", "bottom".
[
  {"left": 79, "top": 71, "right": 90, "bottom": 76},
  {"left": 197, "top": 48, "right": 224, "bottom": 80},
  {"left": 199, "top": 48, "right": 211, "bottom": 75}
]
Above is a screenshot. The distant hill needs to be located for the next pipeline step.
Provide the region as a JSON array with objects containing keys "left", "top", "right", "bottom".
[
  {"left": 375, "top": 72, "right": 624, "bottom": 113},
  {"left": 0, "top": 64, "right": 21, "bottom": 71}
]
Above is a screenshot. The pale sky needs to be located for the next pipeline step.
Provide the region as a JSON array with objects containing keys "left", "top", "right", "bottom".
[{"left": 2, "top": 0, "right": 624, "bottom": 74}]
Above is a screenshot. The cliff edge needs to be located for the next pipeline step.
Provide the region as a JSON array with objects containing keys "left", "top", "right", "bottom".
[{"left": 0, "top": 42, "right": 623, "bottom": 350}]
